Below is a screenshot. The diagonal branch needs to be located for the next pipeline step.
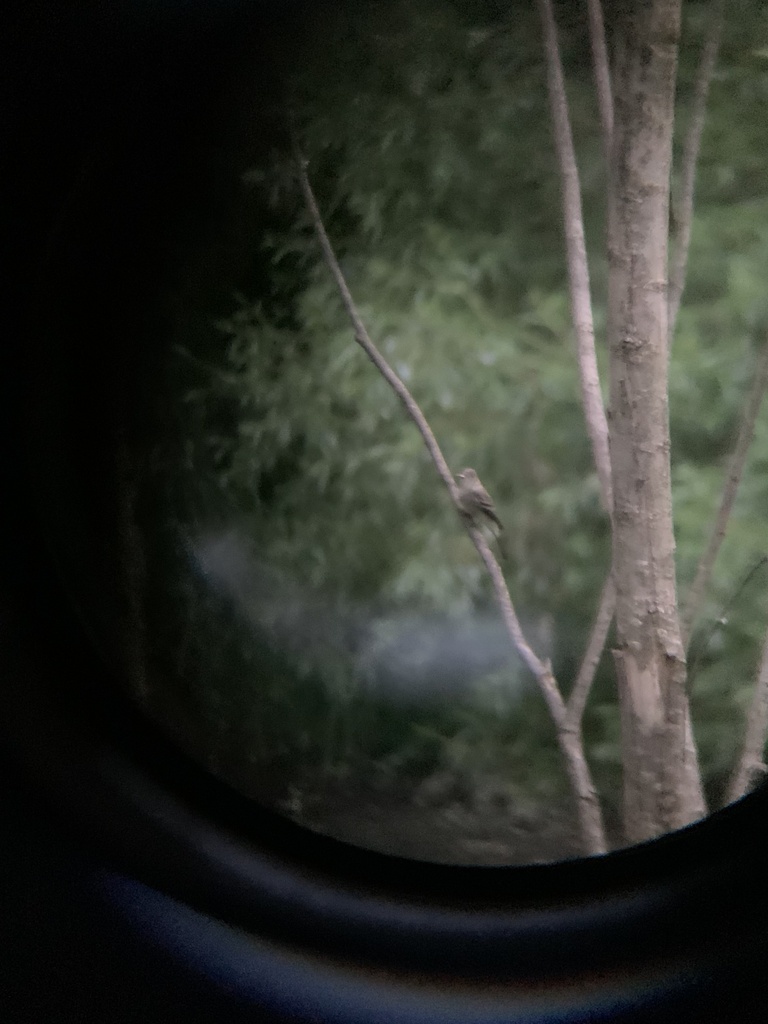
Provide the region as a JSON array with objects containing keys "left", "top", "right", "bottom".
[
  {"left": 537, "top": 0, "right": 613, "bottom": 517},
  {"left": 586, "top": 0, "right": 614, "bottom": 166},
  {"left": 726, "top": 622, "right": 768, "bottom": 806},
  {"left": 290, "top": 144, "right": 458, "bottom": 504},
  {"left": 292, "top": 135, "right": 606, "bottom": 855},
  {"left": 567, "top": 574, "right": 615, "bottom": 727},
  {"left": 681, "top": 340, "right": 768, "bottom": 648},
  {"left": 668, "top": 0, "right": 725, "bottom": 344}
]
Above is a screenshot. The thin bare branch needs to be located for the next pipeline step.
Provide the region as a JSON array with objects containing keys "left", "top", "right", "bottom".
[
  {"left": 668, "top": 0, "right": 725, "bottom": 343},
  {"left": 586, "top": 0, "right": 614, "bottom": 165},
  {"left": 536, "top": 0, "right": 615, "bottom": 784},
  {"left": 537, "top": 0, "right": 613, "bottom": 518},
  {"left": 293, "top": 136, "right": 606, "bottom": 855},
  {"left": 682, "top": 340, "right": 768, "bottom": 647},
  {"left": 535, "top": 0, "right": 615, "bottom": 841},
  {"left": 726, "top": 623, "right": 768, "bottom": 805},
  {"left": 568, "top": 574, "right": 615, "bottom": 727},
  {"left": 291, "top": 141, "right": 459, "bottom": 504}
]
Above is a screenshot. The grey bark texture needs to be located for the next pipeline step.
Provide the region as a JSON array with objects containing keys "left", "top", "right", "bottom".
[{"left": 606, "top": 0, "right": 706, "bottom": 843}]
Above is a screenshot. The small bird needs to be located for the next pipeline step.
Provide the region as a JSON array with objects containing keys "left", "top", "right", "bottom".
[{"left": 455, "top": 467, "right": 504, "bottom": 533}]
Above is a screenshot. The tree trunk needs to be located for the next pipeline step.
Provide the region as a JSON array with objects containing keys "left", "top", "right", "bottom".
[{"left": 607, "top": 0, "right": 704, "bottom": 844}]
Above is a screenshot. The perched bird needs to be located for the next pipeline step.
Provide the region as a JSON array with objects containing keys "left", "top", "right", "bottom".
[{"left": 455, "top": 467, "right": 504, "bottom": 533}]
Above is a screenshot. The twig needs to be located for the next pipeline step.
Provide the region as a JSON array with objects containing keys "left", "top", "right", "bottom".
[
  {"left": 681, "top": 340, "right": 768, "bottom": 647},
  {"left": 668, "top": 0, "right": 725, "bottom": 344},
  {"left": 290, "top": 139, "right": 458, "bottom": 502},
  {"left": 586, "top": 0, "right": 613, "bottom": 167},
  {"left": 537, "top": 0, "right": 613, "bottom": 517},
  {"left": 726, "top": 622, "right": 768, "bottom": 805},
  {"left": 687, "top": 556, "right": 768, "bottom": 688},
  {"left": 567, "top": 574, "right": 615, "bottom": 727},
  {"left": 292, "top": 134, "right": 607, "bottom": 855}
]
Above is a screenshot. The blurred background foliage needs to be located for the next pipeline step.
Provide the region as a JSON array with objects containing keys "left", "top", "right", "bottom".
[{"left": 127, "top": 0, "right": 768, "bottom": 856}]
